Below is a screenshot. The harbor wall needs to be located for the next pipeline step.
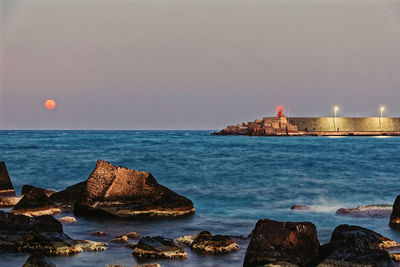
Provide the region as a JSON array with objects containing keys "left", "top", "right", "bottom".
[{"left": 288, "top": 117, "right": 400, "bottom": 132}]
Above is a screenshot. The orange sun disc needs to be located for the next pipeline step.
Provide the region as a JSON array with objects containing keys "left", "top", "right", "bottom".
[{"left": 44, "top": 99, "right": 56, "bottom": 110}]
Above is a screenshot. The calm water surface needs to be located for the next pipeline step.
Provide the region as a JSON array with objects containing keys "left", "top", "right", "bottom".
[{"left": 1, "top": 130, "right": 400, "bottom": 266}]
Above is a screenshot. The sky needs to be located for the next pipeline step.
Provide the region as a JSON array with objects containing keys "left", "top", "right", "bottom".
[{"left": 1, "top": 0, "right": 400, "bottom": 130}]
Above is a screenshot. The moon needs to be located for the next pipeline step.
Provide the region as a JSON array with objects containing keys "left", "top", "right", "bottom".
[{"left": 44, "top": 99, "right": 56, "bottom": 110}]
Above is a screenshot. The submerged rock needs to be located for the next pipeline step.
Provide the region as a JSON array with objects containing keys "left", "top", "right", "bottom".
[
  {"left": 110, "top": 235, "right": 129, "bottom": 243},
  {"left": 22, "top": 252, "right": 57, "bottom": 267},
  {"left": 390, "top": 195, "right": 400, "bottom": 229},
  {"left": 291, "top": 205, "right": 311, "bottom": 211},
  {"left": 243, "top": 218, "right": 319, "bottom": 267},
  {"left": 0, "top": 161, "right": 16, "bottom": 197},
  {"left": 58, "top": 216, "right": 77, "bottom": 224},
  {"left": 90, "top": 231, "right": 107, "bottom": 237},
  {"left": 133, "top": 236, "right": 187, "bottom": 259},
  {"left": 124, "top": 232, "right": 140, "bottom": 239},
  {"left": 21, "top": 185, "right": 56, "bottom": 197},
  {"left": 0, "top": 211, "right": 107, "bottom": 255},
  {"left": 316, "top": 224, "right": 399, "bottom": 266},
  {"left": 11, "top": 188, "right": 61, "bottom": 217},
  {"left": 49, "top": 181, "right": 86, "bottom": 211},
  {"left": 73, "top": 160, "right": 194, "bottom": 218},
  {"left": 336, "top": 204, "right": 392, "bottom": 218},
  {"left": 135, "top": 264, "right": 161, "bottom": 267},
  {"left": 176, "top": 231, "right": 239, "bottom": 254}
]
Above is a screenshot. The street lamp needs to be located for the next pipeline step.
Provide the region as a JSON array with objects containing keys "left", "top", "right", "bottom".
[
  {"left": 380, "top": 106, "right": 385, "bottom": 118},
  {"left": 334, "top": 106, "right": 339, "bottom": 118}
]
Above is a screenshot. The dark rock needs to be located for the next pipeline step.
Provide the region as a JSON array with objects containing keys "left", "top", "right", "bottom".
[
  {"left": 22, "top": 252, "right": 57, "bottom": 267},
  {"left": 110, "top": 235, "right": 128, "bottom": 243},
  {"left": 243, "top": 218, "right": 320, "bottom": 267},
  {"left": 291, "top": 205, "right": 311, "bottom": 211},
  {"left": 315, "top": 225, "right": 399, "bottom": 266},
  {"left": 73, "top": 160, "right": 195, "bottom": 218},
  {"left": 21, "top": 185, "right": 56, "bottom": 197},
  {"left": 117, "top": 232, "right": 139, "bottom": 239},
  {"left": 330, "top": 224, "right": 400, "bottom": 250},
  {"left": 0, "top": 211, "right": 107, "bottom": 255},
  {"left": 0, "top": 161, "right": 16, "bottom": 197},
  {"left": 133, "top": 236, "right": 187, "bottom": 259},
  {"left": 12, "top": 188, "right": 61, "bottom": 217},
  {"left": 390, "top": 195, "right": 400, "bottom": 229},
  {"left": 336, "top": 204, "right": 392, "bottom": 218},
  {"left": 49, "top": 181, "right": 86, "bottom": 211},
  {"left": 317, "top": 246, "right": 396, "bottom": 267},
  {"left": 176, "top": 231, "right": 239, "bottom": 254}
]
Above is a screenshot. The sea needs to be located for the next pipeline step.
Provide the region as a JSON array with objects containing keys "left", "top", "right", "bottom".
[{"left": 1, "top": 130, "right": 400, "bottom": 266}]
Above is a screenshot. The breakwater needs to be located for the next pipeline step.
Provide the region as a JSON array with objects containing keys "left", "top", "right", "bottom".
[{"left": 214, "top": 116, "right": 400, "bottom": 136}]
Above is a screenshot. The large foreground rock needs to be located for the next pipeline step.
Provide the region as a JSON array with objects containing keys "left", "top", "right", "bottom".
[
  {"left": 73, "top": 160, "right": 194, "bottom": 218},
  {"left": 336, "top": 204, "right": 392, "bottom": 218},
  {"left": 0, "top": 161, "right": 16, "bottom": 197},
  {"left": 0, "top": 211, "right": 107, "bottom": 255},
  {"left": 176, "top": 231, "right": 239, "bottom": 254},
  {"left": 12, "top": 188, "right": 61, "bottom": 217},
  {"left": 243, "top": 219, "right": 319, "bottom": 267},
  {"left": 317, "top": 224, "right": 398, "bottom": 266},
  {"left": 132, "top": 236, "right": 187, "bottom": 259}
]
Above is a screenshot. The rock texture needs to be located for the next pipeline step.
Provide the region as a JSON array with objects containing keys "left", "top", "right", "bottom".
[
  {"left": 21, "top": 185, "right": 56, "bottom": 197},
  {"left": 0, "top": 161, "right": 16, "bottom": 197},
  {"left": 133, "top": 236, "right": 187, "bottom": 259},
  {"left": 22, "top": 252, "right": 57, "bottom": 267},
  {"left": 336, "top": 204, "right": 392, "bottom": 218},
  {"left": 176, "top": 231, "right": 239, "bottom": 254},
  {"left": 0, "top": 211, "right": 107, "bottom": 255},
  {"left": 390, "top": 195, "right": 400, "bottom": 229},
  {"left": 243, "top": 219, "right": 319, "bottom": 267},
  {"left": 11, "top": 188, "right": 61, "bottom": 217},
  {"left": 316, "top": 224, "right": 399, "bottom": 266},
  {"left": 49, "top": 181, "right": 86, "bottom": 211},
  {"left": 73, "top": 160, "right": 194, "bottom": 218}
]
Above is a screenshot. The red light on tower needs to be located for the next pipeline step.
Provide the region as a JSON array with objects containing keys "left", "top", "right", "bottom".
[{"left": 277, "top": 106, "right": 283, "bottom": 117}]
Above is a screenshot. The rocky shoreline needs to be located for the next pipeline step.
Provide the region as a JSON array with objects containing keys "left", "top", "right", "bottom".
[{"left": 2, "top": 160, "right": 400, "bottom": 266}]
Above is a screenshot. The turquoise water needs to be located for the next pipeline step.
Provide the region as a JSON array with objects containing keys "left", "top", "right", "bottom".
[{"left": 1, "top": 130, "right": 400, "bottom": 266}]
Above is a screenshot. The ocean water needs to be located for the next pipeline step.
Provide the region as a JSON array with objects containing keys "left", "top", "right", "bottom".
[{"left": 1, "top": 130, "right": 400, "bottom": 266}]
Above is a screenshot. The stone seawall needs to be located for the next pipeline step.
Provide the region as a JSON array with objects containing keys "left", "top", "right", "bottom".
[
  {"left": 213, "top": 116, "right": 400, "bottom": 136},
  {"left": 289, "top": 117, "right": 400, "bottom": 132}
]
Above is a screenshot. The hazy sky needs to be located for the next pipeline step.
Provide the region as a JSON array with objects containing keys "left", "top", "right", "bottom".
[{"left": 1, "top": 0, "right": 400, "bottom": 130}]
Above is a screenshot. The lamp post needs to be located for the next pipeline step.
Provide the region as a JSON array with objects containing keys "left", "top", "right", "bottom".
[
  {"left": 380, "top": 106, "right": 385, "bottom": 132},
  {"left": 380, "top": 106, "right": 385, "bottom": 118},
  {"left": 334, "top": 106, "right": 339, "bottom": 118},
  {"left": 333, "top": 106, "right": 339, "bottom": 131}
]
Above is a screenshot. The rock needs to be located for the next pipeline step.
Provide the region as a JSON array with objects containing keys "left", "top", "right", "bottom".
[
  {"left": 58, "top": 216, "right": 77, "bottom": 224},
  {"left": 49, "top": 181, "right": 86, "bottom": 211},
  {"left": 0, "top": 210, "right": 107, "bottom": 255},
  {"left": 176, "top": 231, "right": 239, "bottom": 254},
  {"left": 124, "top": 231, "right": 140, "bottom": 239},
  {"left": 22, "top": 252, "right": 57, "bottom": 267},
  {"left": 21, "top": 185, "right": 56, "bottom": 197},
  {"left": 0, "top": 161, "right": 16, "bottom": 197},
  {"left": 133, "top": 236, "right": 187, "bottom": 259},
  {"left": 336, "top": 204, "right": 392, "bottom": 218},
  {"left": 330, "top": 224, "right": 400, "bottom": 250},
  {"left": 135, "top": 264, "right": 161, "bottom": 267},
  {"left": 390, "top": 195, "right": 400, "bottom": 229},
  {"left": 317, "top": 246, "right": 396, "bottom": 267},
  {"left": 291, "top": 205, "right": 311, "bottom": 211},
  {"left": 90, "top": 231, "right": 107, "bottom": 236},
  {"left": 11, "top": 188, "right": 61, "bottom": 217},
  {"left": 125, "top": 243, "right": 138, "bottom": 249},
  {"left": 73, "top": 160, "right": 195, "bottom": 218},
  {"left": 243, "top": 218, "right": 320, "bottom": 267},
  {"left": 316, "top": 224, "right": 399, "bottom": 266},
  {"left": 0, "top": 196, "right": 21, "bottom": 208},
  {"left": 110, "top": 235, "right": 129, "bottom": 243}
]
